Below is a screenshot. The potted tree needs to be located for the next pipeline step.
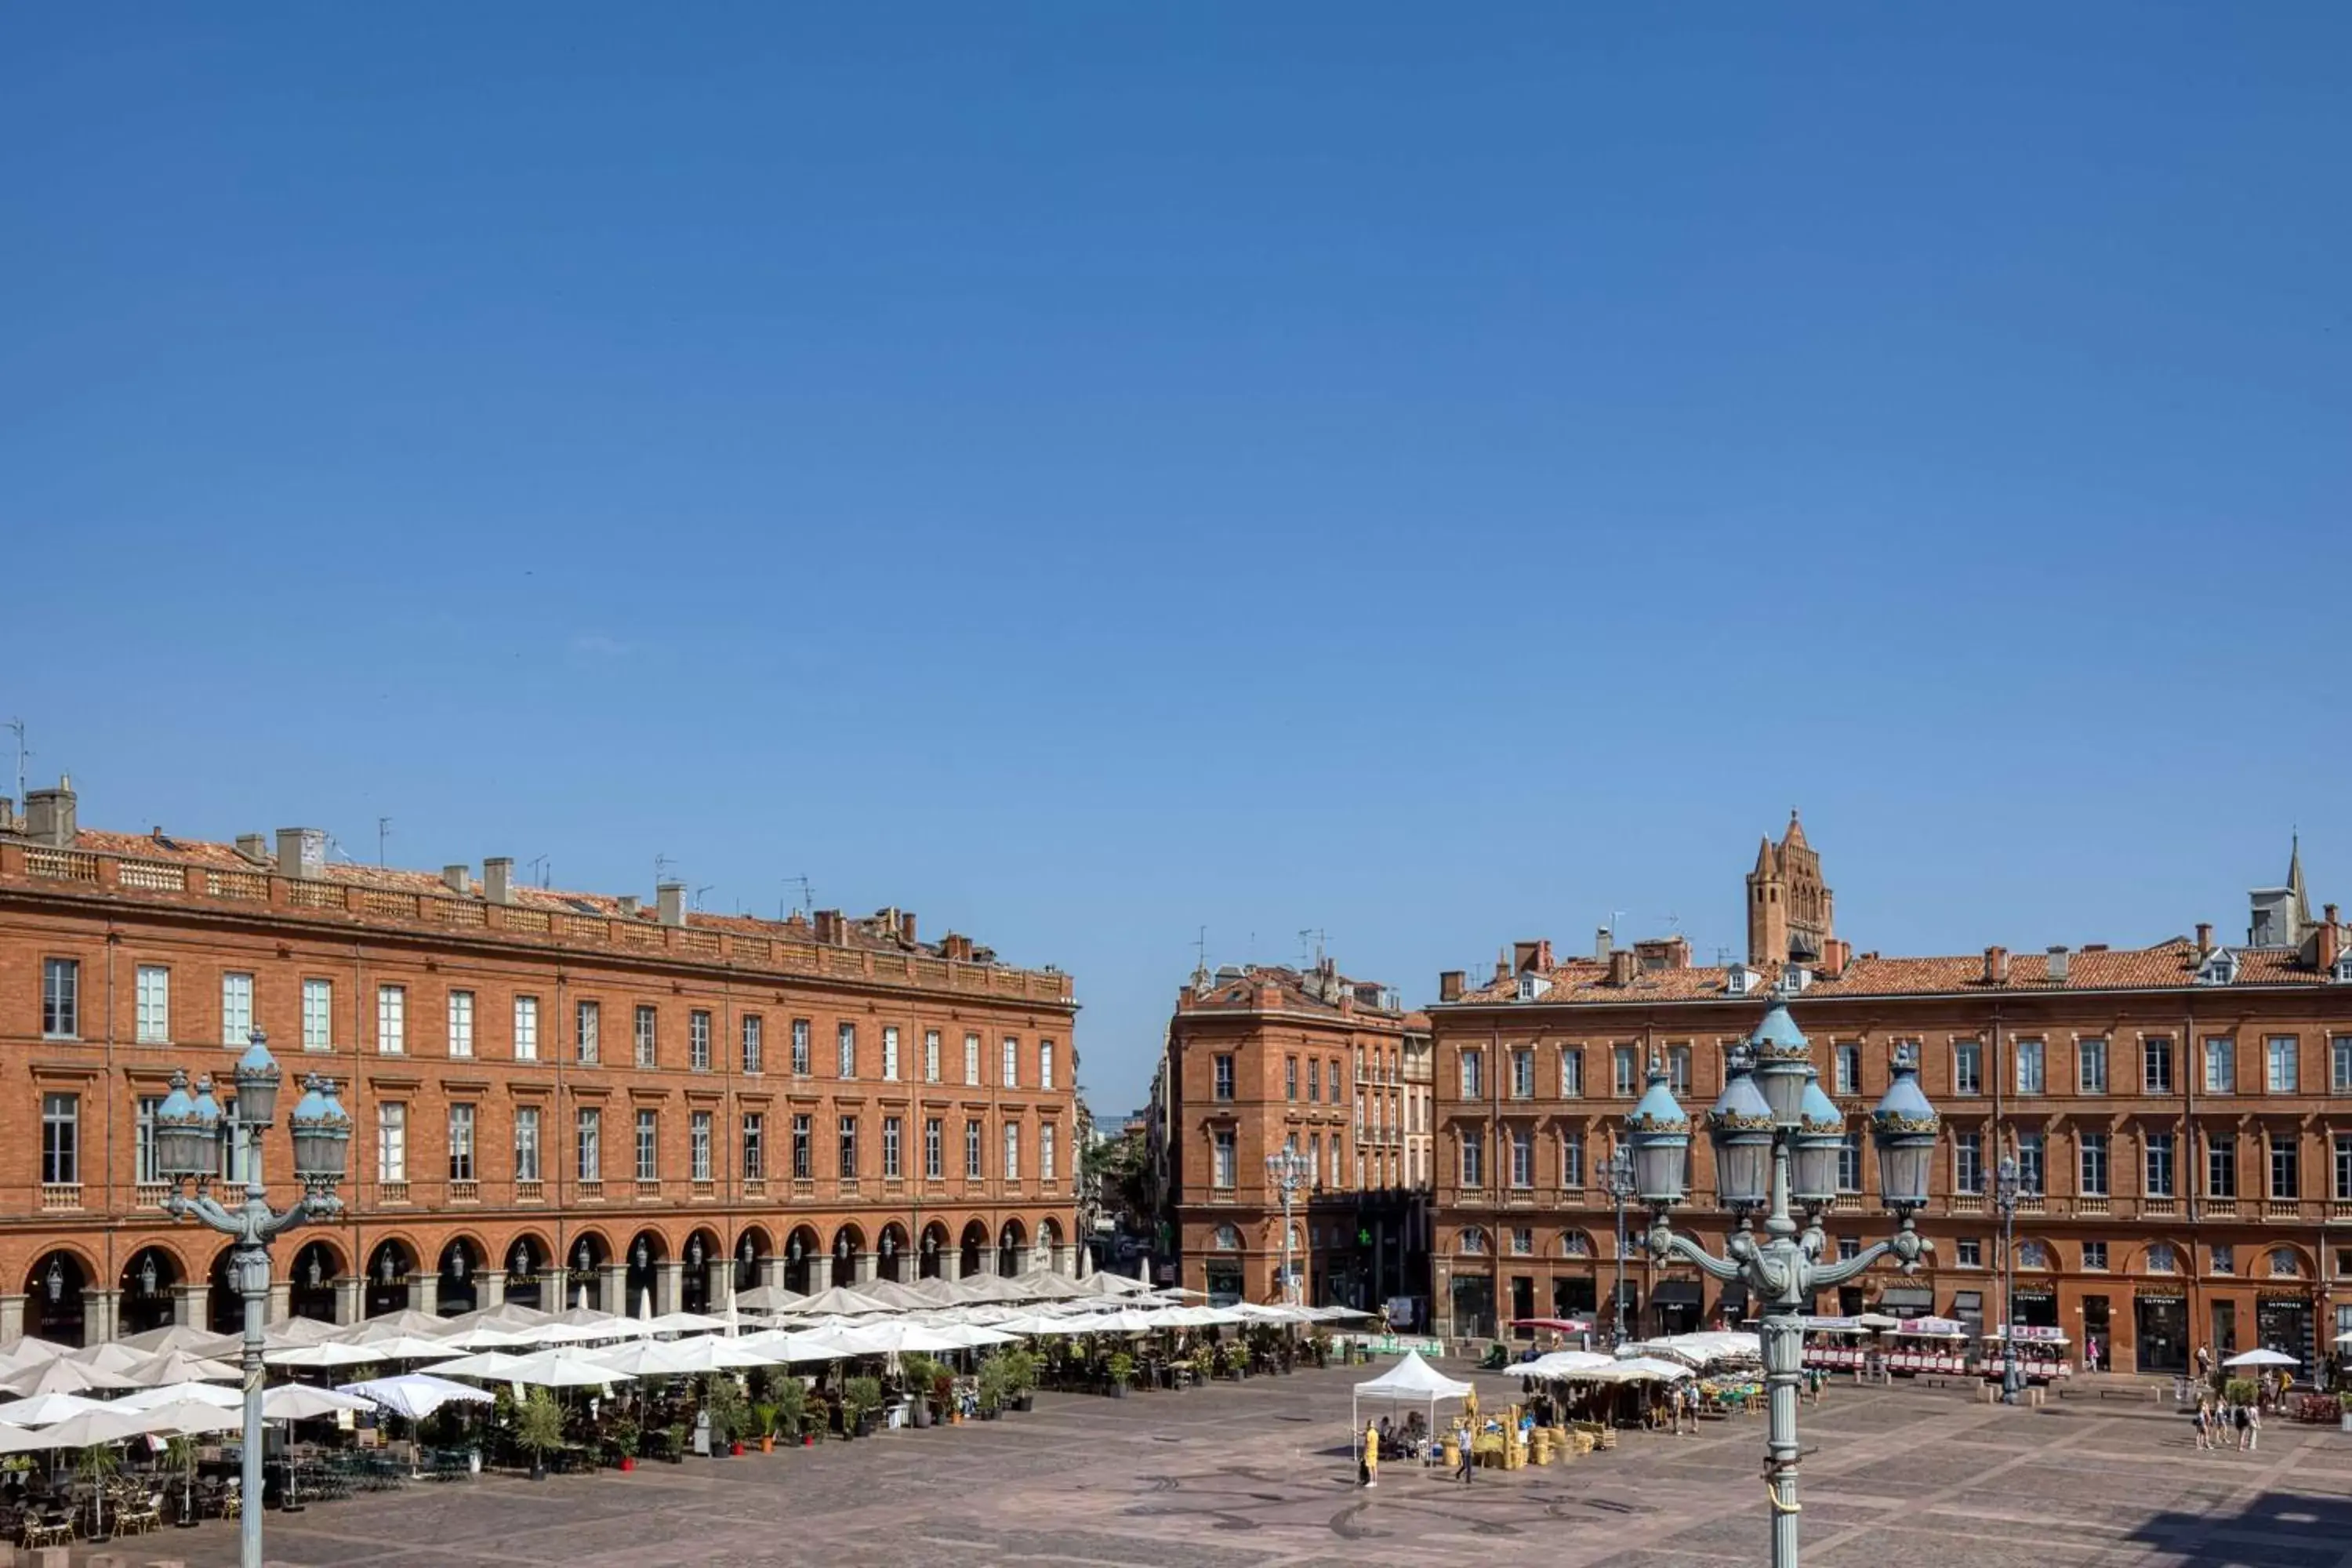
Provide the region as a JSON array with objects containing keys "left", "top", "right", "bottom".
[
  {"left": 977, "top": 1356, "right": 1011, "bottom": 1420},
  {"left": 608, "top": 1417, "right": 642, "bottom": 1472},
  {"left": 933, "top": 1369, "right": 960, "bottom": 1424},
  {"left": 165, "top": 1434, "right": 200, "bottom": 1526},
  {"left": 704, "top": 1376, "right": 750, "bottom": 1457},
  {"left": 842, "top": 1375, "right": 884, "bottom": 1439},
  {"left": 1106, "top": 1352, "right": 1136, "bottom": 1399},
  {"left": 752, "top": 1403, "right": 779, "bottom": 1454},
  {"left": 516, "top": 1388, "right": 566, "bottom": 1481},
  {"left": 1006, "top": 1348, "right": 1039, "bottom": 1413},
  {"left": 901, "top": 1353, "right": 939, "bottom": 1428},
  {"left": 76, "top": 1441, "right": 122, "bottom": 1540},
  {"left": 774, "top": 1377, "right": 809, "bottom": 1448}
]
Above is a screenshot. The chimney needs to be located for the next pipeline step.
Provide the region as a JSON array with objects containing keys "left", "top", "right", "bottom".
[
  {"left": 442, "top": 863, "right": 471, "bottom": 895},
  {"left": 1594, "top": 927, "right": 1613, "bottom": 963},
  {"left": 2195, "top": 922, "right": 2213, "bottom": 953},
  {"left": 655, "top": 882, "right": 685, "bottom": 926},
  {"left": 483, "top": 857, "right": 514, "bottom": 905},
  {"left": 2319, "top": 906, "right": 2342, "bottom": 972},
  {"left": 898, "top": 911, "right": 917, "bottom": 946},
  {"left": 618, "top": 895, "right": 639, "bottom": 917},
  {"left": 275, "top": 827, "right": 325, "bottom": 880},
  {"left": 1438, "top": 970, "right": 1465, "bottom": 1003},
  {"left": 815, "top": 909, "right": 845, "bottom": 946},
  {"left": 1816, "top": 938, "right": 1849, "bottom": 980},
  {"left": 2045, "top": 945, "right": 2069, "bottom": 985},
  {"left": 0, "top": 797, "right": 15, "bottom": 833},
  {"left": 235, "top": 834, "right": 268, "bottom": 863},
  {"left": 1512, "top": 939, "right": 1552, "bottom": 975},
  {"left": 1982, "top": 946, "right": 2008, "bottom": 984},
  {"left": 1607, "top": 949, "right": 1638, "bottom": 987},
  {"left": 940, "top": 931, "right": 974, "bottom": 963},
  {"left": 24, "top": 776, "right": 77, "bottom": 848}
]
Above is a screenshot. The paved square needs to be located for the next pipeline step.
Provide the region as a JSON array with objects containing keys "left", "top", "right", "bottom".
[{"left": 143, "top": 1366, "right": 2352, "bottom": 1566}]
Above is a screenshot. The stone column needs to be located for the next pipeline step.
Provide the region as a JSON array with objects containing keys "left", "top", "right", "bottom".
[
  {"left": 599, "top": 1262, "right": 629, "bottom": 1316},
  {"left": 705, "top": 1260, "right": 732, "bottom": 1308},
  {"left": 853, "top": 1251, "right": 877, "bottom": 1285},
  {"left": 476, "top": 1269, "right": 507, "bottom": 1311},
  {"left": 1054, "top": 1244, "right": 1076, "bottom": 1277},
  {"left": 84, "top": 1288, "right": 120, "bottom": 1344},
  {"left": 0, "top": 1295, "right": 21, "bottom": 1342},
  {"left": 267, "top": 1282, "right": 292, "bottom": 1325},
  {"left": 406, "top": 1272, "right": 438, "bottom": 1316},
  {"left": 757, "top": 1258, "right": 784, "bottom": 1292},
  {"left": 654, "top": 1261, "right": 683, "bottom": 1316},
  {"left": 172, "top": 1284, "right": 206, "bottom": 1327},
  {"left": 332, "top": 1276, "right": 364, "bottom": 1326},
  {"left": 540, "top": 1265, "right": 569, "bottom": 1311}
]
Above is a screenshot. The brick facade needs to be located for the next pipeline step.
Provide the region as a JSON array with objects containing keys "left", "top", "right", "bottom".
[{"left": 0, "top": 787, "right": 1080, "bottom": 1344}]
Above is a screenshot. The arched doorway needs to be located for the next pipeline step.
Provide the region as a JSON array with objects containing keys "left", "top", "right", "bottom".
[
  {"left": 830, "top": 1225, "right": 863, "bottom": 1290},
  {"left": 24, "top": 1251, "right": 89, "bottom": 1346},
  {"left": 681, "top": 1231, "right": 720, "bottom": 1314},
  {"left": 437, "top": 1238, "right": 480, "bottom": 1317},
  {"left": 731, "top": 1227, "right": 770, "bottom": 1295},
  {"left": 365, "top": 1240, "right": 415, "bottom": 1319},
  {"left": 958, "top": 1221, "right": 988, "bottom": 1281},
  {"left": 207, "top": 1247, "right": 244, "bottom": 1334},
  {"left": 1037, "top": 1218, "right": 1063, "bottom": 1276},
  {"left": 919, "top": 1221, "right": 950, "bottom": 1279},
  {"left": 505, "top": 1235, "right": 548, "bottom": 1311},
  {"left": 876, "top": 1224, "right": 908, "bottom": 1283},
  {"left": 624, "top": 1232, "right": 665, "bottom": 1318},
  {"left": 289, "top": 1240, "right": 341, "bottom": 1323},
  {"left": 996, "top": 1219, "right": 1026, "bottom": 1278},
  {"left": 783, "top": 1227, "right": 820, "bottom": 1294},
  {"left": 566, "top": 1232, "right": 609, "bottom": 1312},
  {"left": 119, "top": 1246, "right": 180, "bottom": 1336}
]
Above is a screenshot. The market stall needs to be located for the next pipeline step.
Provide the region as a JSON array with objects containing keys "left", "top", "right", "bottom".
[{"left": 1981, "top": 1327, "right": 2071, "bottom": 1385}]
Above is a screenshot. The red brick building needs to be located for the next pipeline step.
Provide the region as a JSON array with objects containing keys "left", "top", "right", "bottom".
[
  {"left": 0, "top": 779, "right": 1080, "bottom": 1344},
  {"left": 1431, "top": 816, "right": 2352, "bottom": 1374},
  {"left": 1160, "top": 958, "right": 1431, "bottom": 1312}
]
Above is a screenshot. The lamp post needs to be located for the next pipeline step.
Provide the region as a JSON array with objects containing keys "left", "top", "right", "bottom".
[
  {"left": 1599, "top": 1145, "right": 1637, "bottom": 1347},
  {"left": 1623, "top": 1003, "right": 1938, "bottom": 1568},
  {"left": 1993, "top": 1154, "right": 2023, "bottom": 1403},
  {"left": 153, "top": 1033, "right": 351, "bottom": 1568},
  {"left": 1265, "top": 1147, "right": 1312, "bottom": 1306}
]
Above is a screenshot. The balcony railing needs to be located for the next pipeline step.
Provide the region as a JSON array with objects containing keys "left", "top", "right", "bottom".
[
  {"left": 38, "top": 1184, "right": 80, "bottom": 1213},
  {"left": 517, "top": 1179, "right": 545, "bottom": 1203},
  {"left": 2205, "top": 1197, "right": 2238, "bottom": 1218},
  {"left": 2265, "top": 1199, "right": 2299, "bottom": 1220},
  {"left": 2142, "top": 1196, "right": 2176, "bottom": 1217},
  {"left": 635, "top": 1179, "right": 663, "bottom": 1201},
  {"left": 793, "top": 1178, "right": 815, "bottom": 1200},
  {"left": 136, "top": 1181, "right": 170, "bottom": 1210},
  {"left": 691, "top": 1180, "right": 717, "bottom": 1201},
  {"left": 376, "top": 1181, "right": 410, "bottom": 1206},
  {"left": 450, "top": 1179, "right": 480, "bottom": 1203},
  {"left": 1951, "top": 1192, "right": 1985, "bottom": 1215},
  {"left": 575, "top": 1180, "right": 604, "bottom": 1203},
  {"left": 2015, "top": 1194, "right": 2045, "bottom": 1216},
  {"left": 741, "top": 1178, "right": 766, "bottom": 1200},
  {"left": 2077, "top": 1195, "right": 2111, "bottom": 1216},
  {"left": 1831, "top": 1194, "right": 1864, "bottom": 1212}
]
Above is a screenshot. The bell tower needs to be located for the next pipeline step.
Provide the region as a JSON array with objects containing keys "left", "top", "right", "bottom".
[{"left": 1746, "top": 811, "right": 1834, "bottom": 967}]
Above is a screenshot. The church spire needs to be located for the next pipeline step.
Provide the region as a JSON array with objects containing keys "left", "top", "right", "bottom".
[{"left": 2289, "top": 833, "right": 2311, "bottom": 929}]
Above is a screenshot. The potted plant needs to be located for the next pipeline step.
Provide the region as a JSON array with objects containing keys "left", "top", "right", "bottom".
[
  {"left": 842, "top": 1375, "right": 884, "bottom": 1438},
  {"left": 515, "top": 1388, "right": 566, "bottom": 1481},
  {"left": 76, "top": 1441, "right": 121, "bottom": 1539},
  {"left": 774, "top": 1377, "right": 808, "bottom": 1447},
  {"left": 976, "top": 1356, "right": 1011, "bottom": 1420},
  {"left": 1219, "top": 1341, "right": 1249, "bottom": 1381},
  {"left": 2223, "top": 1376, "right": 2259, "bottom": 1409},
  {"left": 752, "top": 1403, "right": 779, "bottom": 1454},
  {"left": 608, "top": 1417, "right": 642, "bottom": 1472},
  {"left": 1005, "top": 1348, "right": 1039, "bottom": 1413},
  {"left": 164, "top": 1434, "right": 200, "bottom": 1526},
  {"left": 933, "top": 1370, "right": 959, "bottom": 1423},
  {"left": 704, "top": 1375, "right": 750, "bottom": 1457},
  {"left": 1106, "top": 1352, "right": 1137, "bottom": 1399},
  {"left": 902, "top": 1353, "right": 939, "bottom": 1428}
]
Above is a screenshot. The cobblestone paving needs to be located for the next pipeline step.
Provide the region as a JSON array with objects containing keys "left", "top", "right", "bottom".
[{"left": 118, "top": 1367, "right": 2352, "bottom": 1567}]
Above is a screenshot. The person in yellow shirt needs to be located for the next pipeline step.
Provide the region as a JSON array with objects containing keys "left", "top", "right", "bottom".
[{"left": 1361, "top": 1419, "right": 1379, "bottom": 1488}]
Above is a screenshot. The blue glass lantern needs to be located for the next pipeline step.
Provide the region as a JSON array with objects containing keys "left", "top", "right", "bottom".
[
  {"left": 1870, "top": 1043, "right": 1940, "bottom": 1213},
  {"left": 1745, "top": 1002, "right": 1813, "bottom": 1128},
  {"left": 1791, "top": 1069, "right": 1845, "bottom": 1208},
  {"left": 1623, "top": 1064, "right": 1691, "bottom": 1208},
  {"left": 1708, "top": 1047, "right": 1777, "bottom": 1208}
]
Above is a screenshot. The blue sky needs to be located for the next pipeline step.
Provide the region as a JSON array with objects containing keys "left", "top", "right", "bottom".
[{"left": 5, "top": 6, "right": 2347, "bottom": 1113}]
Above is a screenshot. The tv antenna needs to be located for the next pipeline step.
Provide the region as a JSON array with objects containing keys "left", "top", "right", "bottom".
[
  {"left": 5, "top": 718, "right": 26, "bottom": 810},
  {"left": 376, "top": 817, "right": 393, "bottom": 866},
  {"left": 1192, "top": 926, "right": 1208, "bottom": 971},
  {"left": 693, "top": 884, "right": 715, "bottom": 911},
  {"left": 782, "top": 876, "right": 814, "bottom": 919},
  {"left": 655, "top": 851, "right": 676, "bottom": 886},
  {"left": 526, "top": 855, "right": 552, "bottom": 888},
  {"left": 1298, "top": 927, "right": 1327, "bottom": 967}
]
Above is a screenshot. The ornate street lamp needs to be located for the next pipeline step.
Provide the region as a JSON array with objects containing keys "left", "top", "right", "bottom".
[
  {"left": 1265, "top": 1147, "right": 1312, "bottom": 1306},
  {"left": 155, "top": 1034, "right": 348, "bottom": 1568},
  {"left": 1624, "top": 1004, "right": 1937, "bottom": 1568},
  {"left": 1596, "top": 1146, "right": 1639, "bottom": 1346},
  {"left": 1993, "top": 1154, "right": 2024, "bottom": 1403}
]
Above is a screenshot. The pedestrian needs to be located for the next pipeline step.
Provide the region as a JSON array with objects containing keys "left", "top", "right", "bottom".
[
  {"left": 2245, "top": 1399, "right": 2261, "bottom": 1454},
  {"left": 1361, "top": 1418, "right": 1379, "bottom": 1489},
  {"left": 2084, "top": 1335, "right": 2099, "bottom": 1374},
  {"left": 2195, "top": 1343, "right": 2213, "bottom": 1381},
  {"left": 2231, "top": 1399, "right": 2249, "bottom": 1451},
  {"left": 2192, "top": 1397, "right": 2211, "bottom": 1451},
  {"left": 1455, "top": 1421, "right": 1475, "bottom": 1484}
]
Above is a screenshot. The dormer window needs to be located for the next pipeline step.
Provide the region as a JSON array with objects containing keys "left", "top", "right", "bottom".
[
  {"left": 1778, "top": 966, "right": 1812, "bottom": 996},
  {"left": 1515, "top": 975, "right": 1552, "bottom": 1003},
  {"left": 2198, "top": 949, "right": 2239, "bottom": 986},
  {"left": 2332, "top": 955, "right": 2352, "bottom": 985},
  {"left": 1725, "top": 967, "right": 1753, "bottom": 997}
]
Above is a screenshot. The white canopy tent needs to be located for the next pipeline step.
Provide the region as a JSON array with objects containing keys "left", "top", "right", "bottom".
[
  {"left": 1350, "top": 1350, "right": 1474, "bottom": 1464},
  {"left": 337, "top": 1374, "right": 493, "bottom": 1422},
  {"left": 2222, "top": 1348, "right": 2297, "bottom": 1368}
]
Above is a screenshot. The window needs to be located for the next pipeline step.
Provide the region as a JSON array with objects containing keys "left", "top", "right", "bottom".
[
  {"left": 1834, "top": 1043, "right": 1860, "bottom": 1096},
  {"left": 1461, "top": 1049, "right": 1483, "bottom": 1099},
  {"left": 2265, "top": 1036, "right": 2298, "bottom": 1094},
  {"left": 2266, "top": 1247, "right": 2300, "bottom": 1279},
  {"left": 1214, "top": 1054, "right": 1235, "bottom": 1102},
  {"left": 924, "top": 1029, "right": 941, "bottom": 1084},
  {"left": 1510, "top": 1226, "right": 1533, "bottom": 1256},
  {"left": 2016, "top": 1240, "right": 2049, "bottom": 1270},
  {"left": 2203, "top": 1036, "right": 2234, "bottom": 1094},
  {"left": 635, "top": 1005, "right": 659, "bottom": 1069},
  {"left": 1003, "top": 1123, "right": 1019, "bottom": 1180},
  {"left": 1330, "top": 1132, "right": 1341, "bottom": 1186},
  {"left": 924, "top": 1117, "right": 943, "bottom": 1180},
  {"left": 2336, "top": 1134, "right": 2352, "bottom": 1201},
  {"left": 1307, "top": 1058, "right": 1320, "bottom": 1102},
  {"left": 2143, "top": 1036, "right": 2174, "bottom": 1094},
  {"left": 1461, "top": 1129, "right": 1485, "bottom": 1188},
  {"left": 1327, "top": 1061, "right": 1341, "bottom": 1102},
  {"left": 1459, "top": 1227, "right": 1486, "bottom": 1255},
  {"left": 1837, "top": 1236, "right": 1860, "bottom": 1261},
  {"left": 2269, "top": 1133, "right": 2299, "bottom": 1199},
  {"left": 135, "top": 965, "right": 171, "bottom": 1043},
  {"left": 1509, "top": 1050, "right": 1534, "bottom": 1099},
  {"left": 1286, "top": 1057, "right": 1298, "bottom": 1101},
  {"left": 964, "top": 1033, "right": 980, "bottom": 1086},
  {"left": 1509, "top": 1126, "right": 1534, "bottom": 1188},
  {"left": 1955, "top": 1237, "right": 1982, "bottom": 1268},
  {"left": 2211, "top": 1243, "right": 2234, "bottom": 1276},
  {"left": 39, "top": 1094, "right": 77, "bottom": 1185},
  {"left": 2078, "top": 1037, "right": 2107, "bottom": 1094},
  {"left": 1613, "top": 1044, "right": 1638, "bottom": 1096},
  {"left": 837, "top": 1116, "right": 858, "bottom": 1179},
  {"left": 2206, "top": 1133, "right": 2236, "bottom": 1198},
  {"left": 2145, "top": 1242, "right": 2177, "bottom": 1273},
  {"left": 791, "top": 1018, "right": 811, "bottom": 1076},
  {"left": 448, "top": 991, "right": 475, "bottom": 1058},
  {"left": 690, "top": 1010, "right": 712, "bottom": 1072},
  {"left": 2082, "top": 1240, "right": 2108, "bottom": 1271},
  {"left": 741, "top": 1014, "right": 762, "bottom": 1074},
  {"left": 2014, "top": 1039, "right": 2045, "bottom": 1094},
  {"left": 2015, "top": 1133, "right": 2044, "bottom": 1192},
  {"left": 1955, "top": 1131, "right": 1984, "bottom": 1194},
  {"left": 2334, "top": 1036, "right": 2352, "bottom": 1094},
  {"left": 1667, "top": 1045, "right": 1691, "bottom": 1095},
  {"left": 2145, "top": 1132, "right": 2176, "bottom": 1197},
  {"left": 514, "top": 995, "right": 539, "bottom": 1061},
  {"left": 1561, "top": 1131, "right": 1584, "bottom": 1188},
  {"left": 791, "top": 1114, "right": 811, "bottom": 1180},
  {"left": 575, "top": 1108, "right": 602, "bottom": 1181},
  {"left": 961, "top": 1117, "right": 980, "bottom": 1180},
  {"left": 134, "top": 1094, "right": 163, "bottom": 1184},
  {"left": 2080, "top": 1132, "right": 2108, "bottom": 1196},
  {"left": 221, "top": 972, "right": 254, "bottom": 1048},
  {"left": 635, "top": 1109, "right": 659, "bottom": 1180},
  {"left": 882, "top": 1026, "right": 900, "bottom": 1082},
  {"left": 837, "top": 1022, "right": 857, "bottom": 1079},
  {"left": 374, "top": 984, "right": 405, "bottom": 1054},
  {"left": 1838, "top": 1133, "right": 1862, "bottom": 1192},
  {"left": 448, "top": 1105, "right": 476, "bottom": 1181},
  {"left": 217, "top": 1094, "right": 252, "bottom": 1185},
  {"left": 41, "top": 957, "right": 78, "bottom": 1037},
  {"left": 303, "top": 978, "right": 335, "bottom": 1051},
  {"left": 742, "top": 1112, "right": 764, "bottom": 1179},
  {"left": 1560, "top": 1048, "right": 1584, "bottom": 1098},
  {"left": 575, "top": 1000, "right": 601, "bottom": 1064},
  {"left": 688, "top": 1110, "right": 712, "bottom": 1181},
  {"left": 377, "top": 1103, "right": 407, "bottom": 1182},
  {"left": 514, "top": 1108, "right": 541, "bottom": 1182},
  {"left": 882, "top": 1116, "right": 902, "bottom": 1178},
  {"left": 1001, "top": 1036, "right": 1018, "bottom": 1089},
  {"left": 1041, "top": 1040, "right": 1055, "bottom": 1091},
  {"left": 1952, "top": 1040, "right": 1982, "bottom": 1096}
]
